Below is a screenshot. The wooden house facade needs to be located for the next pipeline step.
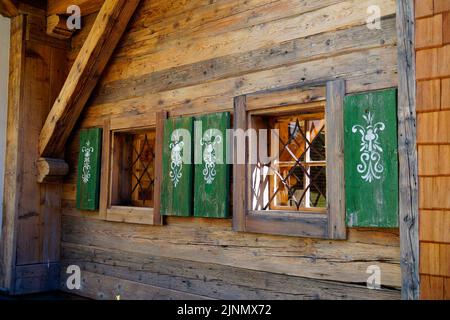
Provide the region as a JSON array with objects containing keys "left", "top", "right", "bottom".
[{"left": 0, "top": 0, "right": 446, "bottom": 300}]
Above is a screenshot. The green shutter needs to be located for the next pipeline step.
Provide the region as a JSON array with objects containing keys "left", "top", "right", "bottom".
[
  {"left": 76, "top": 128, "right": 102, "bottom": 211},
  {"left": 161, "top": 117, "right": 194, "bottom": 217},
  {"left": 344, "top": 89, "right": 399, "bottom": 228},
  {"left": 194, "top": 112, "right": 230, "bottom": 218}
]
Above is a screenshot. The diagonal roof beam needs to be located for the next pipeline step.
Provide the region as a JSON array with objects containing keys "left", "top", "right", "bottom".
[
  {"left": 39, "top": 0, "right": 140, "bottom": 158},
  {"left": 0, "top": 0, "right": 18, "bottom": 17}
]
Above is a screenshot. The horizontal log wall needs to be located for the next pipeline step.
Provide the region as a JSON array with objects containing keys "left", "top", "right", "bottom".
[{"left": 61, "top": 0, "right": 401, "bottom": 299}]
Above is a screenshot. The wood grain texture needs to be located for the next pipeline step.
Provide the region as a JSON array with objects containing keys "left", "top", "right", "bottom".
[
  {"left": 1, "top": 10, "right": 67, "bottom": 294},
  {"left": 46, "top": 14, "right": 76, "bottom": 40},
  {"left": 37, "top": 158, "right": 69, "bottom": 183},
  {"left": 326, "top": 80, "right": 346, "bottom": 239},
  {"left": 0, "top": 14, "right": 25, "bottom": 291},
  {"left": 39, "top": 0, "right": 141, "bottom": 158},
  {"left": 14, "top": 263, "right": 60, "bottom": 295},
  {"left": 61, "top": 242, "right": 400, "bottom": 300},
  {"left": 0, "top": 0, "right": 18, "bottom": 18},
  {"left": 233, "top": 96, "right": 247, "bottom": 232},
  {"left": 58, "top": 0, "right": 403, "bottom": 299},
  {"left": 62, "top": 269, "right": 209, "bottom": 300},
  {"left": 397, "top": 0, "right": 420, "bottom": 300},
  {"left": 47, "top": 0, "right": 105, "bottom": 16},
  {"left": 153, "top": 111, "right": 168, "bottom": 225},
  {"left": 61, "top": 214, "right": 401, "bottom": 288}
]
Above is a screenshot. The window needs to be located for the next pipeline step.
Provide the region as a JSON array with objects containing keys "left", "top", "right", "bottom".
[
  {"left": 251, "top": 112, "right": 327, "bottom": 212},
  {"left": 110, "top": 129, "right": 156, "bottom": 208},
  {"left": 99, "top": 112, "right": 167, "bottom": 225},
  {"left": 233, "top": 81, "right": 346, "bottom": 239}
]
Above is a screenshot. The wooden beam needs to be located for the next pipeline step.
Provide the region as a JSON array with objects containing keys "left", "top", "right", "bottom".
[
  {"left": 0, "top": 0, "right": 18, "bottom": 17},
  {"left": 396, "top": 0, "right": 420, "bottom": 300},
  {"left": 46, "top": 14, "right": 76, "bottom": 39},
  {"left": 47, "top": 0, "right": 105, "bottom": 17},
  {"left": 39, "top": 0, "right": 140, "bottom": 158},
  {"left": 0, "top": 14, "right": 25, "bottom": 292},
  {"left": 37, "top": 158, "right": 69, "bottom": 183}
]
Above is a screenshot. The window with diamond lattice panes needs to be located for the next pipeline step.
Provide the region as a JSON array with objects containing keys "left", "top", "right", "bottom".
[
  {"left": 130, "top": 132, "right": 156, "bottom": 207},
  {"left": 251, "top": 112, "right": 327, "bottom": 213},
  {"left": 110, "top": 129, "right": 156, "bottom": 208},
  {"left": 233, "top": 81, "right": 346, "bottom": 239}
]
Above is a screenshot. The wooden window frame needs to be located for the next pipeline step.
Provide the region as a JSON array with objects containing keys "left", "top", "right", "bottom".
[
  {"left": 233, "top": 80, "right": 346, "bottom": 239},
  {"left": 99, "top": 112, "right": 167, "bottom": 225}
]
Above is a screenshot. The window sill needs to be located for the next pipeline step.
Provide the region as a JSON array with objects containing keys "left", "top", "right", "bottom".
[
  {"left": 245, "top": 211, "right": 329, "bottom": 239},
  {"left": 106, "top": 206, "right": 154, "bottom": 225}
]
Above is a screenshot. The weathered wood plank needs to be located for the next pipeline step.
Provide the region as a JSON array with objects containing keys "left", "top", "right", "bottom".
[
  {"left": 61, "top": 215, "right": 401, "bottom": 288},
  {"left": 47, "top": 0, "right": 104, "bottom": 16},
  {"left": 153, "top": 111, "right": 167, "bottom": 225},
  {"left": 326, "top": 80, "right": 347, "bottom": 239},
  {"left": 0, "top": 14, "right": 25, "bottom": 291},
  {"left": 61, "top": 242, "right": 401, "bottom": 300},
  {"left": 38, "top": 0, "right": 141, "bottom": 158},
  {"left": 61, "top": 270, "right": 210, "bottom": 300},
  {"left": 94, "top": 16, "right": 397, "bottom": 106},
  {"left": 82, "top": 46, "right": 398, "bottom": 129},
  {"left": 233, "top": 96, "right": 247, "bottom": 232},
  {"left": 14, "top": 263, "right": 60, "bottom": 295},
  {"left": 396, "top": 0, "right": 420, "bottom": 300},
  {"left": 101, "top": 0, "right": 396, "bottom": 81},
  {"left": 117, "top": 0, "right": 343, "bottom": 53}
]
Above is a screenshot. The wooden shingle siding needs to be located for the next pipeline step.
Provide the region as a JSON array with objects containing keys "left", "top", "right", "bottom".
[
  {"left": 415, "top": 0, "right": 450, "bottom": 300},
  {"left": 60, "top": 0, "right": 402, "bottom": 299}
]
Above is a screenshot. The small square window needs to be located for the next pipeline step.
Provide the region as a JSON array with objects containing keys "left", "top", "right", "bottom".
[
  {"left": 252, "top": 112, "right": 327, "bottom": 212},
  {"left": 110, "top": 130, "right": 156, "bottom": 208},
  {"left": 233, "top": 81, "right": 346, "bottom": 239},
  {"left": 99, "top": 112, "right": 167, "bottom": 225}
]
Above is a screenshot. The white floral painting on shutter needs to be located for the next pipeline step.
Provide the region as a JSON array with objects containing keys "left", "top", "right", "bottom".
[
  {"left": 81, "top": 140, "right": 94, "bottom": 184},
  {"left": 169, "top": 130, "right": 184, "bottom": 187},
  {"left": 352, "top": 112, "right": 386, "bottom": 183},
  {"left": 200, "top": 129, "right": 222, "bottom": 184}
]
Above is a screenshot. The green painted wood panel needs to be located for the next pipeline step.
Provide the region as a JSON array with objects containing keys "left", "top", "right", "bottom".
[
  {"left": 344, "top": 89, "right": 399, "bottom": 228},
  {"left": 161, "top": 117, "right": 194, "bottom": 217},
  {"left": 194, "top": 112, "right": 231, "bottom": 218},
  {"left": 76, "top": 128, "right": 102, "bottom": 211}
]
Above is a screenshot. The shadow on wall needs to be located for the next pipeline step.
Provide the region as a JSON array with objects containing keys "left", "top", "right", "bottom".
[{"left": 0, "top": 16, "right": 10, "bottom": 235}]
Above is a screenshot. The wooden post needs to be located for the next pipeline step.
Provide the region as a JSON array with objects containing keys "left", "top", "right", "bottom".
[
  {"left": 153, "top": 111, "right": 168, "bottom": 225},
  {"left": 0, "top": 14, "right": 25, "bottom": 292},
  {"left": 397, "top": 0, "right": 420, "bottom": 300},
  {"left": 326, "top": 79, "right": 346, "bottom": 240},
  {"left": 232, "top": 95, "right": 247, "bottom": 232}
]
